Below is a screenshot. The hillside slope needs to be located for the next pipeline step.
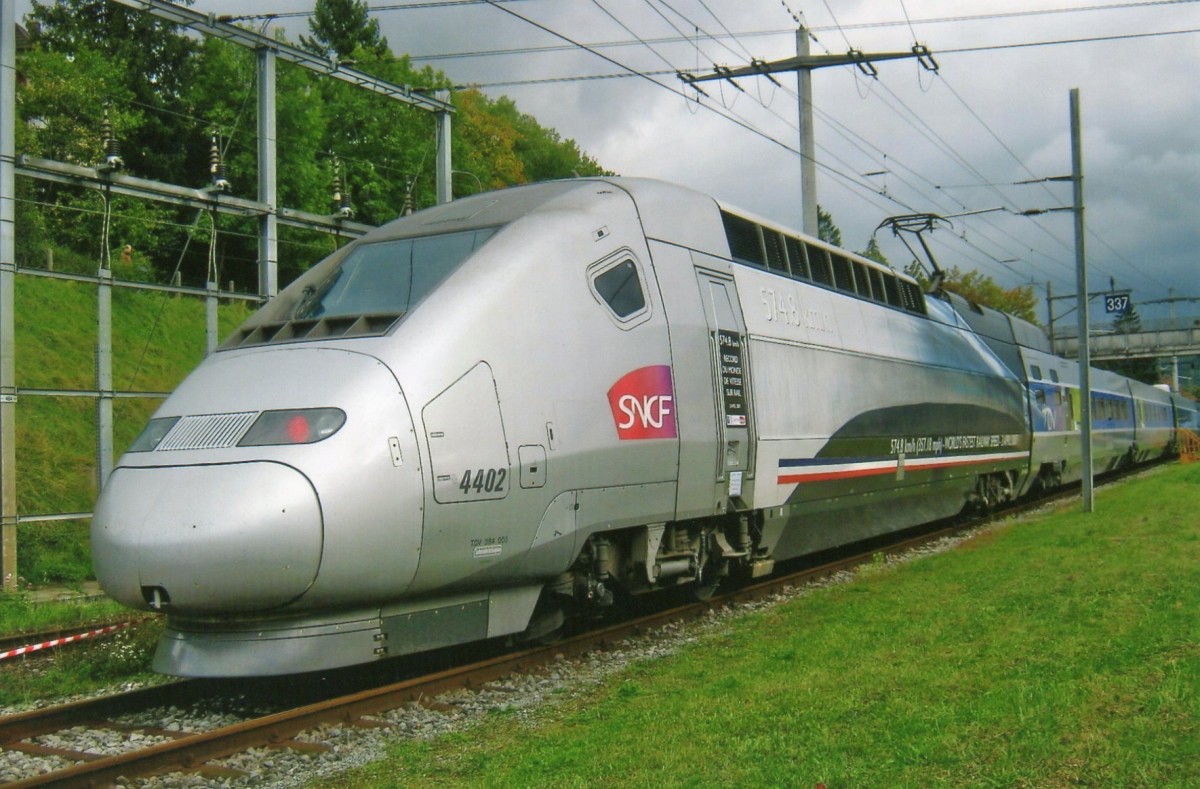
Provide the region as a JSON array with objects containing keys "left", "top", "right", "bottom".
[{"left": 13, "top": 274, "right": 251, "bottom": 583}]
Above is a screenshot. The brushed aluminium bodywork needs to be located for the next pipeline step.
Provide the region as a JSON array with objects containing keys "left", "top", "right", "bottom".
[{"left": 95, "top": 178, "right": 1045, "bottom": 676}]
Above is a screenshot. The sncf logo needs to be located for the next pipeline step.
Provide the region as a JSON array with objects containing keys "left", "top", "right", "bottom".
[{"left": 608, "top": 365, "right": 677, "bottom": 440}]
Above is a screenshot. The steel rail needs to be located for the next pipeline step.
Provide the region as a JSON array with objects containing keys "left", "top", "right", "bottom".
[{"left": 0, "top": 681, "right": 203, "bottom": 745}]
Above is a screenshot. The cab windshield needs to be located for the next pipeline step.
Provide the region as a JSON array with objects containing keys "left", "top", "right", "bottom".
[{"left": 291, "top": 227, "right": 498, "bottom": 320}]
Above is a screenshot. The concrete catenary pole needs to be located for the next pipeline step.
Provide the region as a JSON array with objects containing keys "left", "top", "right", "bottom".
[
  {"left": 1071, "top": 88, "right": 1094, "bottom": 513},
  {"left": 686, "top": 30, "right": 935, "bottom": 240},
  {"left": 796, "top": 27, "right": 818, "bottom": 238}
]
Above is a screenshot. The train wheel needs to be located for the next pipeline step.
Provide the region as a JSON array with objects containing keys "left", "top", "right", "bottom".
[
  {"left": 692, "top": 573, "right": 720, "bottom": 602},
  {"left": 691, "top": 544, "right": 724, "bottom": 602}
]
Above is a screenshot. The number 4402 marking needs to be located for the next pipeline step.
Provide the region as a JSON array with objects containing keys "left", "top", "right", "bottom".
[{"left": 459, "top": 468, "right": 507, "bottom": 495}]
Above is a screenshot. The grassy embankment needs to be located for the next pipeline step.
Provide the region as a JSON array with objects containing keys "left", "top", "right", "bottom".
[
  {"left": 11, "top": 273, "right": 250, "bottom": 586},
  {"left": 1, "top": 275, "right": 248, "bottom": 701},
  {"left": 329, "top": 462, "right": 1200, "bottom": 788}
]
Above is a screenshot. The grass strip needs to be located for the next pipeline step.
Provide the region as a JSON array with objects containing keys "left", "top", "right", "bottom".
[{"left": 328, "top": 463, "right": 1200, "bottom": 788}]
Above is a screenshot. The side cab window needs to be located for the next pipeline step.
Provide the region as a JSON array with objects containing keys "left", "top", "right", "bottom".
[{"left": 588, "top": 251, "right": 651, "bottom": 328}]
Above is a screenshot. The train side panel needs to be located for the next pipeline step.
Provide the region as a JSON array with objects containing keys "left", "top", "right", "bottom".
[
  {"left": 735, "top": 274, "right": 1029, "bottom": 560},
  {"left": 381, "top": 187, "right": 679, "bottom": 598}
]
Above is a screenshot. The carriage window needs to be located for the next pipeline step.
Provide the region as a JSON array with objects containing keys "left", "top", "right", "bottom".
[
  {"left": 852, "top": 262, "right": 874, "bottom": 299},
  {"left": 1030, "top": 365, "right": 1043, "bottom": 380},
  {"left": 1049, "top": 369, "right": 1060, "bottom": 383},
  {"left": 831, "top": 254, "right": 854, "bottom": 292},
  {"left": 883, "top": 274, "right": 903, "bottom": 307},
  {"left": 869, "top": 268, "right": 887, "bottom": 304},
  {"left": 764, "top": 231, "right": 788, "bottom": 274},
  {"left": 808, "top": 245, "right": 833, "bottom": 287},
  {"left": 593, "top": 258, "right": 646, "bottom": 318},
  {"left": 722, "top": 211, "right": 764, "bottom": 267},
  {"left": 784, "top": 236, "right": 809, "bottom": 280}
]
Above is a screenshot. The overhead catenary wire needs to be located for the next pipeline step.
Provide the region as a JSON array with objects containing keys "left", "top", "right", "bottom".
[
  {"left": 447, "top": 7, "right": 1189, "bottom": 299},
  {"left": 94, "top": 2, "right": 1196, "bottom": 306},
  {"left": 929, "top": 74, "right": 1172, "bottom": 293},
  {"left": 406, "top": 1, "right": 1198, "bottom": 62},
  {"left": 457, "top": 3, "right": 1090, "bottom": 295},
  {"left": 472, "top": 0, "right": 950, "bottom": 228},
  {"left": 674, "top": 15, "right": 1069, "bottom": 289},
  {"left": 455, "top": 27, "right": 1200, "bottom": 85}
]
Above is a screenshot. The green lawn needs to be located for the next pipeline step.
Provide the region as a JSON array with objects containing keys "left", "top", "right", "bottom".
[
  {"left": 327, "top": 463, "right": 1200, "bottom": 788},
  {"left": 0, "top": 593, "right": 163, "bottom": 708}
]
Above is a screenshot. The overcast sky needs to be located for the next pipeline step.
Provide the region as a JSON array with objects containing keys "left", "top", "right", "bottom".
[{"left": 17, "top": 1, "right": 1200, "bottom": 326}]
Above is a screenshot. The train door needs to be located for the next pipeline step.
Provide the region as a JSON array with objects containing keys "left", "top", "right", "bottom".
[{"left": 695, "top": 268, "right": 754, "bottom": 507}]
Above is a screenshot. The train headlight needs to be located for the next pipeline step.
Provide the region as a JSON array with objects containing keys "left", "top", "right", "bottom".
[
  {"left": 238, "top": 408, "right": 347, "bottom": 447},
  {"left": 128, "top": 416, "right": 182, "bottom": 452}
]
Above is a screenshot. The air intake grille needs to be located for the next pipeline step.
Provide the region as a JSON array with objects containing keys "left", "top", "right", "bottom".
[{"left": 157, "top": 412, "right": 258, "bottom": 451}]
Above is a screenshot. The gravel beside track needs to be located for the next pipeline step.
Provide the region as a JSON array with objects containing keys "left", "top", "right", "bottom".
[{"left": 0, "top": 517, "right": 1012, "bottom": 788}]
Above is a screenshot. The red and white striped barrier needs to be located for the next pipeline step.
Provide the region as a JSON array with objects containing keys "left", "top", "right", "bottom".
[{"left": 0, "top": 621, "right": 133, "bottom": 661}]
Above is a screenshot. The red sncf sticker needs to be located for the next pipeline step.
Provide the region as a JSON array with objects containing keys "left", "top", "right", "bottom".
[{"left": 607, "top": 365, "right": 677, "bottom": 440}]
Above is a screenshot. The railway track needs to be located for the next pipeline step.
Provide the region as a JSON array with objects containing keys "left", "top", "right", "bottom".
[{"left": 0, "top": 474, "right": 1138, "bottom": 787}]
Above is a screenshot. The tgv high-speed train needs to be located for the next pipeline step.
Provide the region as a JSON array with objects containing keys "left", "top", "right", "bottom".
[{"left": 91, "top": 178, "right": 1194, "bottom": 676}]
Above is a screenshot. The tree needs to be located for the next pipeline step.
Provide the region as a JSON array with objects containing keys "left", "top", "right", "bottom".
[
  {"left": 1096, "top": 305, "right": 1160, "bottom": 385},
  {"left": 299, "top": 0, "right": 388, "bottom": 60},
  {"left": 859, "top": 237, "right": 888, "bottom": 266},
  {"left": 484, "top": 95, "right": 608, "bottom": 182},
  {"left": 17, "top": 0, "right": 611, "bottom": 289},
  {"left": 817, "top": 206, "right": 841, "bottom": 247},
  {"left": 29, "top": 0, "right": 203, "bottom": 179},
  {"left": 904, "top": 262, "right": 1039, "bottom": 324}
]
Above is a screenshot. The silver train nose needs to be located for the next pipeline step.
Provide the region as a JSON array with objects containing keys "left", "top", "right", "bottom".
[{"left": 92, "top": 462, "right": 322, "bottom": 613}]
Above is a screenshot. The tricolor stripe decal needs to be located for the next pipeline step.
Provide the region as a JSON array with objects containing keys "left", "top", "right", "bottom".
[{"left": 778, "top": 451, "right": 1029, "bottom": 485}]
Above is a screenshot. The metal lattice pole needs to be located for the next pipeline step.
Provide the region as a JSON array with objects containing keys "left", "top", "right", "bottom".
[
  {"left": 1, "top": 0, "right": 19, "bottom": 590},
  {"left": 257, "top": 47, "right": 278, "bottom": 300}
]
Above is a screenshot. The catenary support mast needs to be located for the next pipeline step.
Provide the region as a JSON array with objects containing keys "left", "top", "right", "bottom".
[
  {"left": 685, "top": 27, "right": 937, "bottom": 237},
  {"left": 1, "top": 0, "right": 17, "bottom": 590}
]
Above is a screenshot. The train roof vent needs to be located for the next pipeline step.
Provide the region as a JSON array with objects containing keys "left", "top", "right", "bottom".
[{"left": 220, "top": 313, "right": 404, "bottom": 349}]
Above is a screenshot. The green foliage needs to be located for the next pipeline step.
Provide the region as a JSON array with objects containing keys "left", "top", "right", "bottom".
[
  {"left": 13, "top": 275, "right": 251, "bottom": 582},
  {"left": 484, "top": 95, "right": 610, "bottom": 182},
  {"left": 0, "top": 616, "right": 164, "bottom": 706},
  {"left": 15, "top": 521, "right": 93, "bottom": 585},
  {"left": 817, "top": 205, "right": 841, "bottom": 247},
  {"left": 1097, "top": 305, "right": 1161, "bottom": 385},
  {"left": 0, "top": 588, "right": 127, "bottom": 632},
  {"left": 300, "top": 0, "right": 389, "bottom": 60},
  {"left": 906, "top": 260, "right": 1040, "bottom": 323},
  {"left": 16, "top": 0, "right": 608, "bottom": 292},
  {"left": 28, "top": 0, "right": 203, "bottom": 179},
  {"left": 859, "top": 236, "right": 889, "bottom": 265}
]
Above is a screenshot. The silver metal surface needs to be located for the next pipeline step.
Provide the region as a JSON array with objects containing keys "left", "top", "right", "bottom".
[
  {"left": 92, "top": 177, "right": 1189, "bottom": 675},
  {"left": 1, "top": 0, "right": 16, "bottom": 590}
]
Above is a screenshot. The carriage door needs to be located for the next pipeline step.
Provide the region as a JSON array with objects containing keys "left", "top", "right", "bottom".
[{"left": 696, "top": 270, "right": 754, "bottom": 504}]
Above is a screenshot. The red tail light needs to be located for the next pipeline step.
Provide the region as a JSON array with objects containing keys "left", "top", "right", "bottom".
[{"left": 238, "top": 408, "right": 346, "bottom": 447}]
